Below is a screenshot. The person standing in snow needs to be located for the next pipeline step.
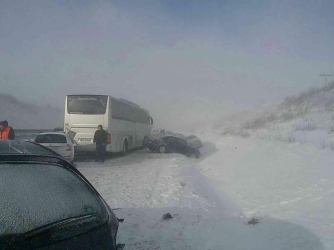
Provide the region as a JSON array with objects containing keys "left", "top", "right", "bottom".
[
  {"left": 93, "top": 125, "right": 107, "bottom": 162},
  {"left": 0, "top": 120, "right": 15, "bottom": 140}
]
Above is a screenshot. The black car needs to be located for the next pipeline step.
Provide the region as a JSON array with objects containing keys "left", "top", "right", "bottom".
[
  {"left": 0, "top": 140, "right": 124, "bottom": 250},
  {"left": 143, "top": 135, "right": 201, "bottom": 158}
]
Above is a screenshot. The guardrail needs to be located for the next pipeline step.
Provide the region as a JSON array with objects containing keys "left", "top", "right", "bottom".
[
  {"left": 15, "top": 129, "right": 54, "bottom": 132},
  {"left": 15, "top": 129, "right": 54, "bottom": 141}
]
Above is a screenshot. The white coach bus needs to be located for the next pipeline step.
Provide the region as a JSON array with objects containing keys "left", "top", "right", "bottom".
[{"left": 64, "top": 95, "right": 153, "bottom": 153}]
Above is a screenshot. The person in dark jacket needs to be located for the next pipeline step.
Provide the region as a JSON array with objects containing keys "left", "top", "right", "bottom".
[
  {"left": 0, "top": 120, "right": 15, "bottom": 140},
  {"left": 93, "top": 125, "right": 107, "bottom": 162}
]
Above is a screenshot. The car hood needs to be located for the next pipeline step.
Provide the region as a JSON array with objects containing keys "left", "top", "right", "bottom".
[{"left": 186, "top": 141, "right": 202, "bottom": 149}]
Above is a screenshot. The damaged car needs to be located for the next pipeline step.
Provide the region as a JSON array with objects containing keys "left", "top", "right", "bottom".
[{"left": 143, "top": 134, "right": 201, "bottom": 158}]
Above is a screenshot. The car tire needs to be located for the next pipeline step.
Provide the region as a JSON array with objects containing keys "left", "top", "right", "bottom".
[{"left": 158, "top": 145, "right": 167, "bottom": 153}]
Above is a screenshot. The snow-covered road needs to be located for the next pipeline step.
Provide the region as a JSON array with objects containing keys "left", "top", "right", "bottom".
[{"left": 77, "top": 136, "right": 333, "bottom": 250}]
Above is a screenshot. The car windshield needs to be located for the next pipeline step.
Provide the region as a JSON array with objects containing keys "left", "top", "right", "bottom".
[
  {"left": 35, "top": 134, "right": 67, "bottom": 143},
  {"left": 0, "top": 163, "right": 107, "bottom": 235}
]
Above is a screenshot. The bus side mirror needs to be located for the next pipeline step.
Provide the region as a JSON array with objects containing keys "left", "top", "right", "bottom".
[{"left": 149, "top": 116, "right": 153, "bottom": 125}]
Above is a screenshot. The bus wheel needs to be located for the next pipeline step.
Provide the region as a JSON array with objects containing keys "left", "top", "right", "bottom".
[{"left": 122, "top": 140, "right": 128, "bottom": 155}]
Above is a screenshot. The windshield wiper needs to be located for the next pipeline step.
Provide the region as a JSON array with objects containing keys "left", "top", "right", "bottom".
[{"left": 9, "top": 214, "right": 99, "bottom": 248}]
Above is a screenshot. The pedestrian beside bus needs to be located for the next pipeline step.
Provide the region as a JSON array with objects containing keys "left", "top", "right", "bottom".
[{"left": 93, "top": 125, "right": 107, "bottom": 162}]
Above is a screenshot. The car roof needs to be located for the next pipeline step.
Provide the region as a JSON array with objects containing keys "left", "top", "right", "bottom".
[
  {"left": 37, "top": 132, "right": 66, "bottom": 136},
  {"left": 162, "top": 134, "right": 186, "bottom": 140},
  {"left": 0, "top": 154, "right": 98, "bottom": 196},
  {"left": 0, "top": 140, "right": 61, "bottom": 156}
]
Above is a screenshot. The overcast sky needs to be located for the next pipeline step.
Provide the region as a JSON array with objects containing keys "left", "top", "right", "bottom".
[{"left": 1, "top": 0, "right": 334, "bottom": 129}]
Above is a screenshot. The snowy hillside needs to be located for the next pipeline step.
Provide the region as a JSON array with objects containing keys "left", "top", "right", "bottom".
[
  {"left": 214, "top": 81, "right": 334, "bottom": 151},
  {"left": 0, "top": 93, "right": 63, "bottom": 129}
]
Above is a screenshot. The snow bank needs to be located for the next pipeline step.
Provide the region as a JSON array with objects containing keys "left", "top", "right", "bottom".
[
  {"left": 199, "top": 136, "right": 334, "bottom": 249},
  {"left": 76, "top": 136, "right": 331, "bottom": 249}
]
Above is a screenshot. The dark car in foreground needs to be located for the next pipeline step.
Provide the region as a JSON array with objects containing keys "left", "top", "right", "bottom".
[
  {"left": 0, "top": 140, "right": 123, "bottom": 250},
  {"left": 143, "top": 135, "right": 201, "bottom": 158}
]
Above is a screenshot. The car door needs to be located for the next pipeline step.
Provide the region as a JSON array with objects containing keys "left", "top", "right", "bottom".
[
  {"left": 163, "top": 136, "right": 186, "bottom": 153},
  {"left": 66, "top": 134, "right": 75, "bottom": 161},
  {"left": 162, "top": 136, "right": 176, "bottom": 151},
  {"left": 173, "top": 138, "right": 188, "bottom": 154}
]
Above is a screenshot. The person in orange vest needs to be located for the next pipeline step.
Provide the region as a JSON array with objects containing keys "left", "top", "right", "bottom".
[{"left": 0, "top": 120, "right": 15, "bottom": 140}]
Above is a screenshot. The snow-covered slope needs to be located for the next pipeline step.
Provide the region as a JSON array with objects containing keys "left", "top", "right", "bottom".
[
  {"left": 214, "top": 82, "right": 334, "bottom": 151},
  {"left": 199, "top": 136, "right": 333, "bottom": 249},
  {"left": 0, "top": 93, "right": 63, "bottom": 129},
  {"left": 76, "top": 134, "right": 332, "bottom": 249}
]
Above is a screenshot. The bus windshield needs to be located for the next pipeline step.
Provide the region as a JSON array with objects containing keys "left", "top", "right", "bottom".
[{"left": 67, "top": 95, "right": 108, "bottom": 114}]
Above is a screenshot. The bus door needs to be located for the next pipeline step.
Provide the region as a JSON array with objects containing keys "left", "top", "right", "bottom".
[
  {"left": 110, "top": 133, "right": 118, "bottom": 152},
  {"left": 149, "top": 116, "right": 153, "bottom": 132}
]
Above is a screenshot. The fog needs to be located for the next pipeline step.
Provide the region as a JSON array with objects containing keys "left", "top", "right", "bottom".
[{"left": 1, "top": 0, "right": 333, "bottom": 131}]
